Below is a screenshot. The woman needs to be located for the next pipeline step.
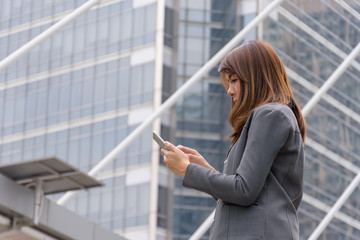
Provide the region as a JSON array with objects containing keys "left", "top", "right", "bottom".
[{"left": 161, "top": 40, "right": 306, "bottom": 240}]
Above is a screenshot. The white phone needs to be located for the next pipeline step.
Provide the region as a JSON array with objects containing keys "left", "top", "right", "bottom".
[{"left": 152, "top": 131, "right": 166, "bottom": 148}]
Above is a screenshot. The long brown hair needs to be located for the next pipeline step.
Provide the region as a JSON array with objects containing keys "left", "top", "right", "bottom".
[{"left": 218, "top": 40, "right": 306, "bottom": 144}]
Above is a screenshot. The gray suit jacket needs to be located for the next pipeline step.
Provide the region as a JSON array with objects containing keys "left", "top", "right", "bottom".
[{"left": 183, "top": 103, "right": 304, "bottom": 240}]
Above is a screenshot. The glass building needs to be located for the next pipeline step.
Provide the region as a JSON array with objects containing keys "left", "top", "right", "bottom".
[{"left": 0, "top": 0, "right": 360, "bottom": 240}]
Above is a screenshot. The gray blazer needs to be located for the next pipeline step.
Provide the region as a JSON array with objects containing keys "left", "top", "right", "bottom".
[{"left": 183, "top": 103, "right": 304, "bottom": 240}]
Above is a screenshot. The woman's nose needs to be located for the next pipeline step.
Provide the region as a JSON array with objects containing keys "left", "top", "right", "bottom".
[{"left": 227, "top": 86, "right": 233, "bottom": 96}]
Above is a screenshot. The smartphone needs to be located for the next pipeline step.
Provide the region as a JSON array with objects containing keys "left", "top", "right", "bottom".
[{"left": 152, "top": 131, "right": 166, "bottom": 148}]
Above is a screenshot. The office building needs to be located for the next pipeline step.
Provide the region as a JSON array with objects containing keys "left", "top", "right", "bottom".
[{"left": 0, "top": 0, "right": 359, "bottom": 239}]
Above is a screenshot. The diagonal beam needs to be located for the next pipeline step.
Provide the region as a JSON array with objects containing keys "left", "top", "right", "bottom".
[
  {"left": 305, "top": 138, "right": 360, "bottom": 174},
  {"left": 286, "top": 67, "right": 360, "bottom": 126},
  {"left": 57, "top": 0, "right": 286, "bottom": 205},
  {"left": 189, "top": 210, "right": 215, "bottom": 240},
  {"left": 0, "top": 0, "right": 122, "bottom": 40},
  {"left": 0, "top": 0, "right": 102, "bottom": 72},
  {"left": 278, "top": 6, "right": 360, "bottom": 74},
  {"left": 308, "top": 172, "right": 360, "bottom": 240},
  {"left": 303, "top": 194, "right": 360, "bottom": 231},
  {"left": 302, "top": 41, "right": 360, "bottom": 116},
  {"left": 334, "top": 0, "right": 360, "bottom": 22}
]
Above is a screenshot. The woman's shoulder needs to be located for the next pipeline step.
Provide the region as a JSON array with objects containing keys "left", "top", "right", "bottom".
[
  {"left": 254, "top": 102, "right": 292, "bottom": 114},
  {"left": 251, "top": 103, "right": 298, "bottom": 130}
]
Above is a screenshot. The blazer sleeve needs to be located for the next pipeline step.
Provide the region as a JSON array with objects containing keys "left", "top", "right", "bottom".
[{"left": 182, "top": 106, "right": 292, "bottom": 206}]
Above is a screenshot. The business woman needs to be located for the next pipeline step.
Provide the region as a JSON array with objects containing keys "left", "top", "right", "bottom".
[{"left": 161, "top": 40, "right": 306, "bottom": 240}]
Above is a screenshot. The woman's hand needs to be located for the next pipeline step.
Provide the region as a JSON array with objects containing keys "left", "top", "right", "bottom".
[
  {"left": 177, "top": 145, "right": 217, "bottom": 173},
  {"left": 161, "top": 142, "right": 190, "bottom": 176}
]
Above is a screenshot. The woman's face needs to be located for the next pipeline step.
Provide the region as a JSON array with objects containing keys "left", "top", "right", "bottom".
[{"left": 227, "top": 74, "right": 240, "bottom": 104}]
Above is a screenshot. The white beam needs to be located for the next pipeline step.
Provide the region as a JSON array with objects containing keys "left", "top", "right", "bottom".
[
  {"left": 303, "top": 194, "right": 360, "bottom": 231},
  {"left": 305, "top": 138, "right": 360, "bottom": 174},
  {"left": 308, "top": 172, "right": 360, "bottom": 240},
  {"left": 286, "top": 67, "right": 360, "bottom": 126},
  {"left": 302, "top": 41, "right": 360, "bottom": 116},
  {"left": 189, "top": 210, "right": 215, "bottom": 240},
  {"left": 0, "top": 0, "right": 123, "bottom": 40},
  {"left": 0, "top": 0, "right": 102, "bottom": 72},
  {"left": 278, "top": 6, "right": 360, "bottom": 73},
  {"left": 334, "top": 0, "right": 360, "bottom": 21}
]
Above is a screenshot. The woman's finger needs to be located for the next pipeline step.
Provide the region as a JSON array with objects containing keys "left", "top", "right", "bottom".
[
  {"left": 164, "top": 141, "right": 177, "bottom": 152},
  {"left": 161, "top": 148, "right": 170, "bottom": 155},
  {"left": 178, "top": 146, "right": 199, "bottom": 155}
]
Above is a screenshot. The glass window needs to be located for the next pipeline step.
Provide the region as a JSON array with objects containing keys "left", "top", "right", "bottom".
[
  {"left": 186, "top": 38, "right": 203, "bottom": 64},
  {"left": 79, "top": 136, "right": 91, "bottom": 171},
  {"left": 4, "top": 98, "right": 14, "bottom": 130},
  {"left": 47, "top": 86, "right": 59, "bottom": 116},
  {"left": 68, "top": 139, "right": 79, "bottom": 166},
  {"left": 63, "top": 28, "right": 74, "bottom": 61},
  {"left": 98, "top": 17, "right": 109, "bottom": 45},
  {"left": 82, "top": 75, "right": 94, "bottom": 107},
  {"left": 59, "top": 83, "right": 70, "bottom": 112},
  {"left": 125, "top": 186, "right": 137, "bottom": 226},
  {"left": 157, "top": 186, "right": 168, "bottom": 228},
  {"left": 91, "top": 134, "right": 103, "bottom": 165},
  {"left": 187, "top": 25, "right": 203, "bottom": 38},
  {"left": 77, "top": 196, "right": 88, "bottom": 217},
  {"left": 101, "top": 190, "right": 113, "bottom": 220},
  {"left": 164, "top": 7, "right": 174, "bottom": 47},
  {"left": 142, "top": 62, "right": 154, "bottom": 101},
  {"left": 14, "top": 95, "right": 25, "bottom": 126},
  {"left": 70, "top": 80, "right": 82, "bottom": 110},
  {"left": 188, "top": 0, "right": 205, "bottom": 10},
  {"left": 0, "top": 2, "right": 11, "bottom": 26},
  {"left": 94, "top": 74, "right": 105, "bottom": 114},
  {"left": 133, "top": 7, "right": 145, "bottom": 37},
  {"left": 187, "top": 9, "right": 204, "bottom": 22},
  {"left": 121, "top": 11, "right": 132, "bottom": 40},
  {"left": 73, "top": 24, "right": 85, "bottom": 62},
  {"left": 88, "top": 193, "right": 100, "bottom": 221},
  {"left": 109, "top": 13, "right": 120, "bottom": 44},
  {"left": 105, "top": 69, "right": 118, "bottom": 108},
  {"left": 103, "top": 131, "right": 115, "bottom": 166},
  {"left": 145, "top": 4, "right": 156, "bottom": 34},
  {"left": 130, "top": 66, "right": 142, "bottom": 105},
  {"left": 243, "top": 13, "right": 256, "bottom": 41}
]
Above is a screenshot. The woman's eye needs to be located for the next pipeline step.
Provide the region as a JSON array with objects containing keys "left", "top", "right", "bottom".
[{"left": 231, "top": 79, "right": 237, "bottom": 83}]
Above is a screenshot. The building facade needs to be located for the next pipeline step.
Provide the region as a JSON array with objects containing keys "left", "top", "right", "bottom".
[{"left": 0, "top": 0, "right": 360, "bottom": 239}]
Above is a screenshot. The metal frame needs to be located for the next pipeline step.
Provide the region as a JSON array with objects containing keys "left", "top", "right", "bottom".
[
  {"left": 308, "top": 172, "right": 360, "bottom": 240},
  {"left": 189, "top": 210, "right": 215, "bottom": 240},
  {"left": 0, "top": 0, "right": 103, "bottom": 72},
  {"left": 286, "top": 67, "right": 360, "bottom": 125},
  {"left": 278, "top": 6, "right": 360, "bottom": 73},
  {"left": 302, "top": 41, "right": 360, "bottom": 116},
  {"left": 334, "top": 0, "right": 360, "bottom": 22}
]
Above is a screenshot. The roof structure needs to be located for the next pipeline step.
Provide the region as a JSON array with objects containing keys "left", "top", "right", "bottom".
[{"left": 0, "top": 158, "right": 126, "bottom": 240}]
